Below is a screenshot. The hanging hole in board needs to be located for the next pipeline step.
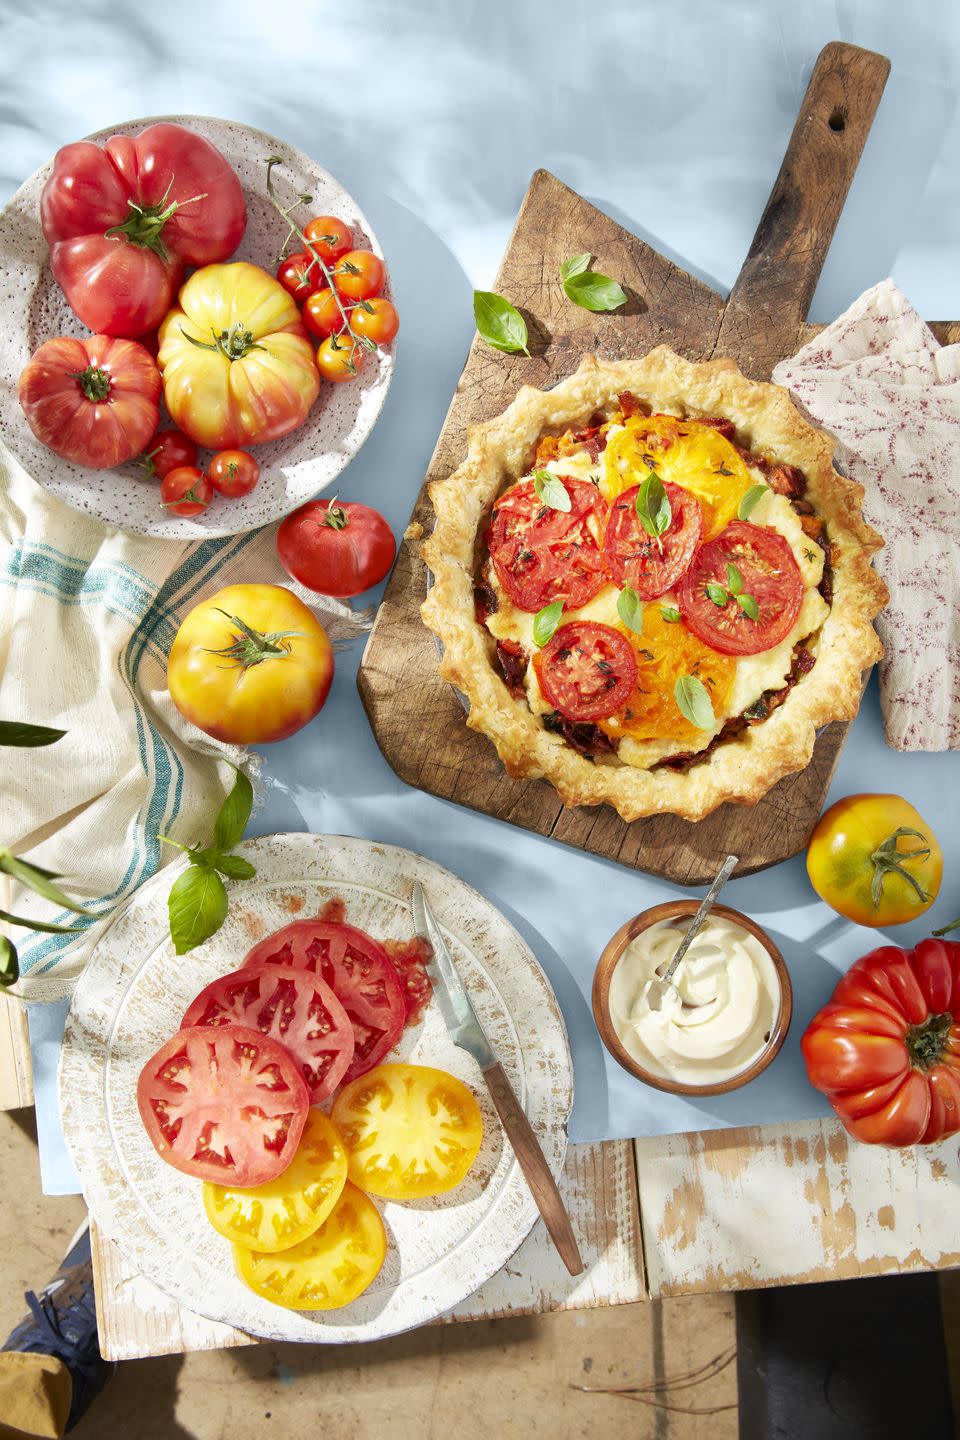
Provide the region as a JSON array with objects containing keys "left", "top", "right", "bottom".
[{"left": 828, "top": 109, "right": 846, "bottom": 133}]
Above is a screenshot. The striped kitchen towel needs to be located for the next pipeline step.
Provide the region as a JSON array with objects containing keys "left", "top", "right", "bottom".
[{"left": 0, "top": 446, "right": 368, "bottom": 1000}]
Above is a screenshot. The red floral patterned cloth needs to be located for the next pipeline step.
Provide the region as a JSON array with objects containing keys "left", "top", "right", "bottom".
[{"left": 773, "top": 279, "right": 960, "bottom": 752}]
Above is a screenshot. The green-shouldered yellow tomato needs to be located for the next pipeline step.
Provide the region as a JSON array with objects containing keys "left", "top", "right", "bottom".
[{"left": 806, "top": 794, "right": 942, "bottom": 927}]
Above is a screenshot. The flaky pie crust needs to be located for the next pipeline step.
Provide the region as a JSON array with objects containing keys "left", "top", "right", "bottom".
[{"left": 420, "top": 348, "right": 887, "bottom": 822}]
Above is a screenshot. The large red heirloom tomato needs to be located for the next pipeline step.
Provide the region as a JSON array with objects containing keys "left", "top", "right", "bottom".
[
  {"left": 18, "top": 334, "right": 160, "bottom": 468},
  {"left": 802, "top": 937, "right": 960, "bottom": 1146},
  {"left": 41, "top": 122, "right": 246, "bottom": 338}
]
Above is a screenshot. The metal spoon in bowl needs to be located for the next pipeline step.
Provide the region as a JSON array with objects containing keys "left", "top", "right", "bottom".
[{"left": 644, "top": 853, "right": 740, "bottom": 1011}]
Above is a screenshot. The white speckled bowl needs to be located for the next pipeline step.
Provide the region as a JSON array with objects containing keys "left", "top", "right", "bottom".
[{"left": 0, "top": 115, "right": 394, "bottom": 538}]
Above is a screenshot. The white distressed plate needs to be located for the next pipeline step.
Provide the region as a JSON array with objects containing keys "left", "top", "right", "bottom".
[
  {"left": 0, "top": 115, "right": 394, "bottom": 538},
  {"left": 59, "top": 834, "right": 572, "bottom": 1343}
]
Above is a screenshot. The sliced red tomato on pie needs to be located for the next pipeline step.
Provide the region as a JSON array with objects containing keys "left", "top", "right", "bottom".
[
  {"left": 137, "top": 1024, "right": 309, "bottom": 1185},
  {"left": 180, "top": 961, "right": 355, "bottom": 1102},
  {"left": 678, "top": 521, "right": 804, "bottom": 656},
  {"left": 601, "top": 479, "right": 703, "bottom": 598},
  {"left": 534, "top": 621, "right": 637, "bottom": 722},
  {"left": 487, "top": 476, "right": 608, "bottom": 612},
  {"left": 242, "top": 920, "right": 407, "bottom": 1083}
]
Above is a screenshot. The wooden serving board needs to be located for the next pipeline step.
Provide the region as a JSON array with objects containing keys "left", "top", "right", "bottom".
[{"left": 359, "top": 42, "right": 899, "bottom": 885}]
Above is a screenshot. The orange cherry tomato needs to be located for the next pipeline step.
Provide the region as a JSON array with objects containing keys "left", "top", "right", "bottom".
[
  {"left": 208, "top": 449, "right": 260, "bottom": 498},
  {"left": 351, "top": 297, "right": 399, "bottom": 345},
  {"left": 316, "top": 335, "right": 364, "bottom": 384},
  {"left": 302, "top": 288, "right": 346, "bottom": 340},
  {"left": 332, "top": 250, "right": 384, "bottom": 302},
  {"left": 304, "top": 215, "right": 352, "bottom": 265}
]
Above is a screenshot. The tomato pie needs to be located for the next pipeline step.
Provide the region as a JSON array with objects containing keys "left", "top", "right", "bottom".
[{"left": 421, "top": 348, "right": 887, "bottom": 822}]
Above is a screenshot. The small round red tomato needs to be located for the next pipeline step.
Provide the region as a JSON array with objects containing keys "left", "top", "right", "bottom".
[
  {"left": 277, "top": 499, "right": 396, "bottom": 597},
  {"left": 276, "top": 250, "right": 323, "bottom": 302},
  {"left": 533, "top": 621, "right": 637, "bottom": 723},
  {"left": 350, "top": 297, "right": 399, "bottom": 346},
  {"left": 304, "top": 215, "right": 352, "bottom": 264},
  {"left": 142, "top": 428, "right": 198, "bottom": 479},
  {"left": 302, "top": 288, "right": 346, "bottom": 340},
  {"left": 602, "top": 480, "right": 702, "bottom": 599},
  {"left": 487, "top": 476, "right": 608, "bottom": 612},
  {"left": 332, "top": 249, "right": 385, "bottom": 301},
  {"left": 316, "top": 334, "right": 364, "bottom": 383},
  {"left": 208, "top": 449, "right": 260, "bottom": 498},
  {"left": 679, "top": 521, "right": 804, "bottom": 656},
  {"left": 161, "top": 465, "right": 213, "bottom": 517}
]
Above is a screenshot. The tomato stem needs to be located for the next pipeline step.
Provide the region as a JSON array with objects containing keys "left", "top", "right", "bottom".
[
  {"left": 104, "top": 178, "right": 207, "bottom": 259},
  {"left": 322, "top": 500, "right": 349, "bottom": 530},
  {"left": 179, "top": 323, "right": 268, "bottom": 363},
  {"left": 905, "top": 1011, "right": 954, "bottom": 1071},
  {"left": 70, "top": 366, "right": 112, "bottom": 403},
  {"left": 205, "top": 610, "right": 305, "bottom": 669},
  {"left": 869, "top": 827, "right": 932, "bottom": 909},
  {"left": 933, "top": 916, "right": 960, "bottom": 937}
]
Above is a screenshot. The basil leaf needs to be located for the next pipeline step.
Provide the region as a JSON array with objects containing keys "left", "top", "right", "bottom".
[
  {"left": 213, "top": 766, "right": 254, "bottom": 853},
  {"left": 532, "top": 469, "right": 572, "bottom": 512},
  {"left": 211, "top": 853, "right": 258, "bottom": 881},
  {"left": 736, "top": 593, "right": 760, "bottom": 621},
  {"left": 660, "top": 605, "right": 682, "bottom": 623},
  {"left": 726, "top": 563, "right": 743, "bottom": 595},
  {"left": 563, "top": 270, "right": 627, "bottom": 313},
  {"left": 617, "top": 586, "right": 644, "bottom": 634},
  {"left": 0, "top": 907, "right": 81, "bottom": 934},
  {"left": 533, "top": 601, "right": 564, "bottom": 648},
  {"left": 0, "top": 852, "right": 94, "bottom": 915},
  {"left": 0, "top": 721, "right": 66, "bottom": 748},
  {"left": 737, "top": 484, "right": 768, "bottom": 520},
  {"left": 560, "top": 253, "right": 591, "bottom": 283},
  {"left": 168, "top": 866, "right": 228, "bottom": 956},
  {"left": 635, "top": 472, "right": 672, "bottom": 539},
  {"left": 0, "top": 937, "right": 18, "bottom": 988},
  {"left": 473, "top": 291, "right": 530, "bottom": 355},
  {"left": 674, "top": 674, "right": 716, "bottom": 731},
  {"left": 705, "top": 582, "right": 729, "bottom": 607}
]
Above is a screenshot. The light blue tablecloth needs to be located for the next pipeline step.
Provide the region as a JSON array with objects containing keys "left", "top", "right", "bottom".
[{"left": 7, "top": 0, "right": 960, "bottom": 1194}]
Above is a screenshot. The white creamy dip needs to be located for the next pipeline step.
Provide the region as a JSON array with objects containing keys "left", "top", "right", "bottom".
[{"left": 608, "top": 915, "right": 781, "bottom": 1086}]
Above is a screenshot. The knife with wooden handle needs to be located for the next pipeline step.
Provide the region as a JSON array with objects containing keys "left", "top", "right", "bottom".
[{"left": 411, "top": 882, "right": 584, "bottom": 1277}]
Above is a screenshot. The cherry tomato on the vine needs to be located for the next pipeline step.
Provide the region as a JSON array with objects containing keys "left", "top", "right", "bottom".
[
  {"left": 302, "top": 288, "right": 346, "bottom": 340},
  {"left": 276, "top": 251, "right": 323, "bottom": 303},
  {"left": 208, "top": 449, "right": 261, "bottom": 498},
  {"left": 142, "top": 428, "right": 198, "bottom": 480},
  {"left": 350, "top": 297, "right": 399, "bottom": 346},
  {"left": 332, "top": 250, "right": 384, "bottom": 302},
  {"left": 316, "top": 335, "right": 364, "bottom": 384},
  {"left": 303, "top": 215, "right": 352, "bottom": 265},
  {"left": 161, "top": 465, "right": 213, "bottom": 517}
]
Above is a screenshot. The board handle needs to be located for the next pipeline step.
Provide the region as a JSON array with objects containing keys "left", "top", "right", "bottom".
[{"left": 718, "top": 41, "right": 890, "bottom": 376}]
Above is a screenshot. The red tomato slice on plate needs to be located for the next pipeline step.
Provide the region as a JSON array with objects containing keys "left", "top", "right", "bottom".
[
  {"left": 180, "top": 961, "right": 355, "bottom": 1103},
  {"left": 137, "top": 1024, "right": 309, "bottom": 1185},
  {"left": 533, "top": 621, "right": 637, "bottom": 722},
  {"left": 487, "top": 477, "right": 608, "bottom": 613},
  {"left": 679, "top": 521, "right": 804, "bottom": 656},
  {"left": 601, "top": 480, "right": 703, "bottom": 598},
  {"left": 243, "top": 921, "right": 407, "bottom": 1083}
]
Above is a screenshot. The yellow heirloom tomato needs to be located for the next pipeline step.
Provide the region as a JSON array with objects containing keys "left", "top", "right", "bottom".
[
  {"left": 167, "top": 583, "right": 333, "bottom": 744},
  {"left": 157, "top": 261, "right": 320, "bottom": 448},
  {"left": 806, "top": 794, "right": 943, "bottom": 927},
  {"left": 203, "top": 1110, "right": 348, "bottom": 1254}
]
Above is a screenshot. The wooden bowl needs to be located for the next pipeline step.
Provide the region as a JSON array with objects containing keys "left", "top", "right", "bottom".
[{"left": 591, "top": 900, "right": 793, "bottom": 1097}]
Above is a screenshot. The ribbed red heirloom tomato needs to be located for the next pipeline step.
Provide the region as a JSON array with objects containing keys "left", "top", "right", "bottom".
[
  {"left": 18, "top": 334, "right": 160, "bottom": 468},
  {"left": 802, "top": 937, "right": 960, "bottom": 1146},
  {"left": 277, "top": 499, "right": 396, "bottom": 597}
]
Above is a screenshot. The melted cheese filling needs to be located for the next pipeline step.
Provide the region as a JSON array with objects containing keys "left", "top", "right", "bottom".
[{"left": 484, "top": 440, "right": 828, "bottom": 769}]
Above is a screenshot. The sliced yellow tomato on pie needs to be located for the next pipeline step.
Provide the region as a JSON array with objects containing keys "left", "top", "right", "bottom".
[
  {"left": 600, "top": 605, "right": 735, "bottom": 743},
  {"left": 601, "top": 415, "right": 683, "bottom": 500},
  {"left": 602, "top": 416, "right": 753, "bottom": 540}
]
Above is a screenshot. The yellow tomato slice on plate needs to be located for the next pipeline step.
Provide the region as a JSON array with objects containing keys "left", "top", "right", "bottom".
[
  {"left": 599, "top": 605, "right": 735, "bottom": 743},
  {"left": 203, "top": 1109, "right": 348, "bottom": 1254},
  {"left": 331, "top": 1062, "right": 484, "bottom": 1201},
  {"left": 233, "top": 1181, "right": 386, "bottom": 1310}
]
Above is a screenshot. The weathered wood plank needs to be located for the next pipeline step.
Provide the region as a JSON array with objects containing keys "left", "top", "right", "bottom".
[{"left": 0, "top": 998, "right": 32, "bottom": 1110}]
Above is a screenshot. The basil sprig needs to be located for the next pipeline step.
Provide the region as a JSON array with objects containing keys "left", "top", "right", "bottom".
[
  {"left": 161, "top": 766, "right": 257, "bottom": 956},
  {"left": 532, "top": 469, "right": 572, "bottom": 512},
  {"left": 738, "top": 484, "right": 769, "bottom": 520},
  {"left": 560, "top": 254, "right": 627, "bottom": 313},
  {"left": 674, "top": 675, "right": 715, "bottom": 731},
  {"left": 617, "top": 586, "right": 644, "bottom": 634},
  {"left": 0, "top": 721, "right": 67, "bottom": 747},
  {"left": 533, "top": 601, "right": 564, "bottom": 648},
  {"left": 473, "top": 291, "right": 530, "bottom": 355},
  {"left": 635, "top": 472, "right": 672, "bottom": 541}
]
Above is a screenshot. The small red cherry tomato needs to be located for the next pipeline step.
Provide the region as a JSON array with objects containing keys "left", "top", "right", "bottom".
[
  {"left": 350, "top": 297, "right": 399, "bottom": 346},
  {"left": 208, "top": 449, "right": 260, "bottom": 498},
  {"left": 142, "top": 428, "right": 198, "bottom": 480},
  {"left": 161, "top": 465, "right": 213, "bottom": 517},
  {"left": 277, "top": 498, "right": 396, "bottom": 597},
  {"left": 276, "top": 251, "right": 323, "bottom": 303},
  {"left": 302, "top": 288, "right": 347, "bottom": 340},
  {"left": 332, "top": 250, "right": 384, "bottom": 302},
  {"left": 316, "top": 335, "right": 364, "bottom": 384},
  {"left": 304, "top": 215, "right": 352, "bottom": 265}
]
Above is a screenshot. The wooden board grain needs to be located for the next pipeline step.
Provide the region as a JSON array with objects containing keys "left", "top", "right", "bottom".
[{"left": 357, "top": 42, "right": 893, "bottom": 885}]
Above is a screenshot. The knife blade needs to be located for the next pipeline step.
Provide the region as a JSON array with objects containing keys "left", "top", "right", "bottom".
[{"left": 411, "top": 881, "right": 584, "bottom": 1277}]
